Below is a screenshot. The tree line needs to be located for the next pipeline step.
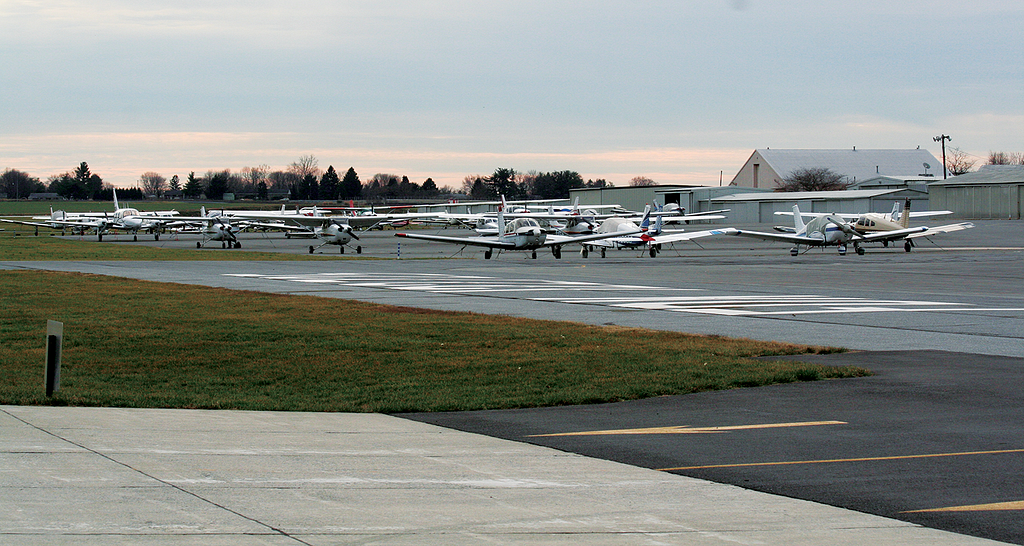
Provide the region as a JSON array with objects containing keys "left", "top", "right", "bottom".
[{"left": 1, "top": 155, "right": 632, "bottom": 202}]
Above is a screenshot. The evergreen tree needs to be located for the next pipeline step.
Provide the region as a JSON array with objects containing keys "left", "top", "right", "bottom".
[
  {"left": 320, "top": 166, "right": 340, "bottom": 200},
  {"left": 340, "top": 167, "right": 362, "bottom": 200},
  {"left": 183, "top": 172, "right": 204, "bottom": 198}
]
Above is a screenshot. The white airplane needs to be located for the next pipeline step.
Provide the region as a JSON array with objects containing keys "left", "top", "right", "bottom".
[
  {"left": 726, "top": 203, "right": 973, "bottom": 256},
  {"left": 772, "top": 199, "right": 974, "bottom": 252},
  {"left": 3, "top": 189, "right": 182, "bottom": 241},
  {"left": 581, "top": 206, "right": 732, "bottom": 258},
  {"left": 393, "top": 197, "right": 642, "bottom": 259},
  {"left": 169, "top": 207, "right": 244, "bottom": 248}
]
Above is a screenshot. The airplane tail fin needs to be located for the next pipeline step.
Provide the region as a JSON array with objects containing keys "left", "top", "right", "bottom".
[
  {"left": 899, "top": 199, "right": 911, "bottom": 228},
  {"left": 639, "top": 205, "right": 652, "bottom": 231},
  {"left": 889, "top": 201, "right": 901, "bottom": 222},
  {"left": 497, "top": 195, "right": 507, "bottom": 234},
  {"left": 792, "top": 205, "right": 806, "bottom": 234},
  {"left": 112, "top": 188, "right": 120, "bottom": 211}
]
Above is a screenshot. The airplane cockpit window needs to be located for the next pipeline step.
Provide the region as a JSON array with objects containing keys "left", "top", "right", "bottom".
[{"left": 505, "top": 218, "right": 540, "bottom": 233}]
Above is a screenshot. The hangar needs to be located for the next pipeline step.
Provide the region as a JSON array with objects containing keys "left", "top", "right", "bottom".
[
  {"left": 570, "top": 185, "right": 929, "bottom": 225},
  {"left": 730, "top": 148, "right": 947, "bottom": 189},
  {"left": 707, "top": 188, "right": 929, "bottom": 224},
  {"left": 928, "top": 165, "right": 1024, "bottom": 219}
]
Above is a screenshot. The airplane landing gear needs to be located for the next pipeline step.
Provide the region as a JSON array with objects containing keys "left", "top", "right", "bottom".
[
  {"left": 484, "top": 249, "right": 493, "bottom": 259},
  {"left": 580, "top": 246, "right": 589, "bottom": 258},
  {"left": 552, "top": 246, "right": 562, "bottom": 259},
  {"left": 531, "top": 251, "right": 538, "bottom": 259},
  {"left": 601, "top": 248, "right": 606, "bottom": 258},
  {"left": 856, "top": 245, "right": 865, "bottom": 255},
  {"left": 905, "top": 240, "right": 913, "bottom": 252},
  {"left": 649, "top": 247, "right": 657, "bottom": 258},
  {"left": 790, "top": 247, "right": 799, "bottom": 256},
  {"left": 838, "top": 244, "right": 847, "bottom": 255}
]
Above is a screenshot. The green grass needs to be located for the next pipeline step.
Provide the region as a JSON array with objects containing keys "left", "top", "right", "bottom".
[
  {"left": 0, "top": 231, "right": 359, "bottom": 261},
  {"left": 0, "top": 270, "right": 866, "bottom": 413}
]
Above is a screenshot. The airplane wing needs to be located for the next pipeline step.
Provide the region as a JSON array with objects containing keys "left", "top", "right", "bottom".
[
  {"left": 855, "top": 226, "right": 929, "bottom": 242},
  {"left": 908, "top": 210, "right": 954, "bottom": 218},
  {"left": 541, "top": 229, "right": 643, "bottom": 247},
  {"left": 725, "top": 228, "right": 823, "bottom": 245},
  {"left": 1, "top": 218, "right": 60, "bottom": 228},
  {"left": 905, "top": 222, "right": 974, "bottom": 239},
  {"left": 394, "top": 232, "right": 517, "bottom": 249},
  {"left": 642, "top": 228, "right": 735, "bottom": 245},
  {"left": 775, "top": 211, "right": 861, "bottom": 221}
]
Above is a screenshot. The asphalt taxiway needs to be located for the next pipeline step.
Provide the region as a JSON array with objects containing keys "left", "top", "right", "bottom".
[{"left": 2, "top": 220, "right": 1022, "bottom": 544}]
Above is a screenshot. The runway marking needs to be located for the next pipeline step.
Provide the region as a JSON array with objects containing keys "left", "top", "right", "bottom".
[
  {"left": 225, "top": 273, "right": 1024, "bottom": 315},
  {"left": 658, "top": 448, "right": 1024, "bottom": 472},
  {"left": 904, "top": 500, "right": 1024, "bottom": 513},
  {"left": 534, "top": 294, "right": 1024, "bottom": 316},
  {"left": 529, "top": 421, "right": 846, "bottom": 437},
  {"left": 225, "top": 272, "right": 687, "bottom": 293}
]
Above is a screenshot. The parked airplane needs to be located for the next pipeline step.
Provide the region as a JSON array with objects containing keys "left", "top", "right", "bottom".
[
  {"left": 393, "top": 197, "right": 641, "bottom": 259},
  {"left": 582, "top": 206, "right": 732, "bottom": 258},
  {"left": 170, "top": 207, "right": 244, "bottom": 248},
  {"left": 772, "top": 199, "right": 973, "bottom": 252},
  {"left": 727, "top": 204, "right": 972, "bottom": 256},
  {"left": 4, "top": 189, "right": 182, "bottom": 241}
]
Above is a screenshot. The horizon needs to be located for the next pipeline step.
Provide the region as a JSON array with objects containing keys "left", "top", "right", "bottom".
[{"left": 3, "top": 2, "right": 1020, "bottom": 191}]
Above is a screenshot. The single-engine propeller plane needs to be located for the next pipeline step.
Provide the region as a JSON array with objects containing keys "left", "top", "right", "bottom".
[{"left": 393, "top": 197, "right": 641, "bottom": 259}]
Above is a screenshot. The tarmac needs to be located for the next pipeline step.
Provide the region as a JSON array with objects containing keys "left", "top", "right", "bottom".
[
  {"left": 3, "top": 222, "right": 1021, "bottom": 544},
  {"left": 1, "top": 405, "right": 1009, "bottom": 545}
]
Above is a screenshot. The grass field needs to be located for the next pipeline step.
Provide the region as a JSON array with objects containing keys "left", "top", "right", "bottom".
[
  {"left": 0, "top": 232, "right": 356, "bottom": 261},
  {"left": 0, "top": 270, "right": 866, "bottom": 413}
]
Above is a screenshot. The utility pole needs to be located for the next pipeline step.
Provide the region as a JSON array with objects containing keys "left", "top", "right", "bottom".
[{"left": 934, "top": 134, "right": 952, "bottom": 179}]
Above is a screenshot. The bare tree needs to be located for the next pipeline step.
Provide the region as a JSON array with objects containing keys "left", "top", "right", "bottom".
[
  {"left": 461, "top": 174, "right": 484, "bottom": 195},
  {"left": 288, "top": 155, "right": 320, "bottom": 180},
  {"left": 241, "top": 165, "right": 270, "bottom": 193},
  {"left": 629, "top": 176, "right": 656, "bottom": 187},
  {"left": 1, "top": 168, "right": 42, "bottom": 199},
  {"left": 139, "top": 172, "right": 166, "bottom": 197},
  {"left": 945, "top": 147, "right": 977, "bottom": 175},
  {"left": 987, "top": 151, "right": 1024, "bottom": 165},
  {"left": 775, "top": 167, "right": 849, "bottom": 192}
]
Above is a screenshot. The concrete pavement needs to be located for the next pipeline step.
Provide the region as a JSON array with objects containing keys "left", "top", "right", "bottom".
[{"left": 1, "top": 405, "right": 1009, "bottom": 545}]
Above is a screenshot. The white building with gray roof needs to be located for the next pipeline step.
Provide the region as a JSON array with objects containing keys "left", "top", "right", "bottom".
[
  {"left": 731, "top": 148, "right": 948, "bottom": 189},
  {"left": 929, "top": 165, "right": 1024, "bottom": 219}
]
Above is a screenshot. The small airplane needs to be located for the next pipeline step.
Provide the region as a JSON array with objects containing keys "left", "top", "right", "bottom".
[
  {"left": 393, "top": 196, "right": 642, "bottom": 259},
  {"left": 771, "top": 199, "right": 974, "bottom": 252},
  {"left": 169, "top": 207, "right": 244, "bottom": 248},
  {"left": 582, "top": 206, "right": 732, "bottom": 258},
  {"left": 2, "top": 189, "right": 182, "bottom": 241},
  {"left": 726, "top": 203, "right": 973, "bottom": 256}
]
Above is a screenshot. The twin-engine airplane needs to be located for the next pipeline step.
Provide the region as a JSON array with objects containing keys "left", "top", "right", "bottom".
[
  {"left": 2, "top": 189, "right": 181, "bottom": 241},
  {"left": 727, "top": 202, "right": 974, "bottom": 256},
  {"left": 393, "top": 197, "right": 641, "bottom": 259}
]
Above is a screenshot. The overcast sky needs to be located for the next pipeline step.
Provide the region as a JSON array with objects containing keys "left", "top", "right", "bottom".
[{"left": 2, "top": 1, "right": 1021, "bottom": 189}]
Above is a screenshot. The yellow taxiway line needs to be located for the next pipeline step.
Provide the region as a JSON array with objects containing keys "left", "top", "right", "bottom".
[
  {"left": 528, "top": 420, "right": 847, "bottom": 438},
  {"left": 658, "top": 448, "right": 1024, "bottom": 472},
  {"left": 904, "top": 500, "right": 1024, "bottom": 513}
]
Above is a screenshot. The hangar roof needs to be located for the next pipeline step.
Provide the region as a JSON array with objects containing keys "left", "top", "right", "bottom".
[
  {"left": 712, "top": 188, "right": 924, "bottom": 202},
  {"left": 754, "top": 148, "right": 946, "bottom": 181},
  {"left": 930, "top": 165, "right": 1024, "bottom": 185}
]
